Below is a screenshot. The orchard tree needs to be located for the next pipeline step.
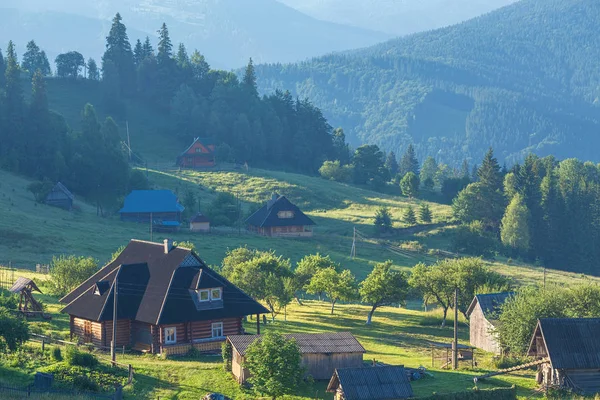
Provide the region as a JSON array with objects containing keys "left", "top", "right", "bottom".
[
  {"left": 400, "top": 171, "right": 419, "bottom": 198},
  {"left": 360, "top": 261, "right": 409, "bottom": 324},
  {"left": 244, "top": 332, "right": 303, "bottom": 399},
  {"left": 500, "top": 193, "right": 530, "bottom": 253},
  {"left": 48, "top": 255, "right": 98, "bottom": 296},
  {"left": 294, "top": 254, "right": 338, "bottom": 303},
  {"left": 306, "top": 268, "right": 357, "bottom": 314}
]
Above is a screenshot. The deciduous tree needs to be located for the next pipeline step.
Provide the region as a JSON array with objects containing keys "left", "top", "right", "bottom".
[
  {"left": 306, "top": 267, "right": 357, "bottom": 314},
  {"left": 360, "top": 261, "right": 409, "bottom": 324},
  {"left": 400, "top": 171, "right": 419, "bottom": 198},
  {"left": 500, "top": 193, "right": 530, "bottom": 253},
  {"left": 48, "top": 255, "right": 98, "bottom": 297}
]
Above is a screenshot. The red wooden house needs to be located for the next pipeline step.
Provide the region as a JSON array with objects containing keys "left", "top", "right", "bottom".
[{"left": 177, "top": 137, "right": 216, "bottom": 168}]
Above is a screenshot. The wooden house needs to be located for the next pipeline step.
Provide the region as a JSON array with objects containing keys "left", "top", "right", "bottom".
[
  {"left": 177, "top": 137, "right": 216, "bottom": 168},
  {"left": 60, "top": 239, "right": 268, "bottom": 356},
  {"left": 528, "top": 318, "right": 600, "bottom": 394},
  {"left": 227, "top": 332, "right": 366, "bottom": 383},
  {"left": 326, "top": 366, "right": 414, "bottom": 400},
  {"left": 245, "top": 193, "right": 315, "bottom": 237},
  {"left": 190, "top": 213, "right": 211, "bottom": 233},
  {"left": 45, "top": 182, "right": 74, "bottom": 210},
  {"left": 119, "top": 190, "right": 184, "bottom": 225},
  {"left": 466, "top": 292, "right": 513, "bottom": 354}
]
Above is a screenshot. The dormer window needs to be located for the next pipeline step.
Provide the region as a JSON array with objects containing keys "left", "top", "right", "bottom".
[
  {"left": 278, "top": 210, "right": 294, "bottom": 219},
  {"left": 94, "top": 281, "right": 110, "bottom": 296},
  {"left": 197, "top": 287, "right": 222, "bottom": 303},
  {"left": 211, "top": 288, "right": 222, "bottom": 300}
]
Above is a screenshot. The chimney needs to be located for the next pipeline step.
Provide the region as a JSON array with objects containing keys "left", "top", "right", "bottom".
[
  {"left": 163, "top": 238, "right": 174, "bottom": 254},
  {"left": 267, "top": 192, "right": 279, "bottom": 210}
]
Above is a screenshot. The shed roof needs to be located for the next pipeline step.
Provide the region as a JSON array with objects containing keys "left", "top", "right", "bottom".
[
  {"left": 179, "top": 137, "right": 215, "bottom": 157},
  {"left": 466, "top": 292, "right": 514, "bottom": 321},
  {"left": 326, "top": 366, "right": 414, "bottom": 400},
  {"left": 228, "top": 332, "right": 365, "bottom": 356},
  {"left": 245, "top": 194, "right": 315, "bottom": 228},
  {"left": 50, "top": 182, "right": 74, "bottom": 200},
  {"left": 9, "top": 277, "right": 42, "bottom": 294},
  {"left": 119, "top": 190, "right": 184, "bottom": 214},
  {"left": 191, "top": 213, "right": 210, "bottom": 223},
  {"left": 527, "top": 318, "right": 600, "bottom": 369},
  {"left": 60, "top": 239, "right": 267, "bottom": 325}
]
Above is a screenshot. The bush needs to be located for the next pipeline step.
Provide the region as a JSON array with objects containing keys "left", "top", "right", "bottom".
[
  {"left": 492, "top": 355, "right": 528, "bottom": 369},
  {"left": 451, "top": 221, "right": 498, "bottom": 257},
  {"left": 41, "top": 363, "right": 127, "bottom": 392},
  {"left": 52, "top": 346, "right": 63, "bottom": 362},
  {"left": 222, "top": 340, "right": 232, "bottom": 371},
  {"left": 27, "top": 179, "right": 54, "bottom": 203},
  {"left": 0, "top": 291, "right": 18, "bottom": 310},
  {"left": 319, "top": 160, "right": 353, "bottom": 183},
  {"left": 64, "top": 346, "right": 98, "bottom": 368},
  {"left": 48, "top": 255, "right": 98, "bottom": 297}
]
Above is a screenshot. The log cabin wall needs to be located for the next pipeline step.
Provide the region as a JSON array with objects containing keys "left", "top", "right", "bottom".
[
  {"left": 102, "top": 320, "right": 131, "bottom": 347},
  {"left": 72, "top": 317, "right": 104, "bottom": 347}
]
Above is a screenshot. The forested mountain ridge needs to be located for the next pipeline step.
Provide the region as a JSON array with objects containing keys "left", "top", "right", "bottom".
[
  {"left": 0, "top": 0, "right": 389, "bottom": 69},
  {"left": 256, "top": 0, "right": 600, "bottom": 166}
]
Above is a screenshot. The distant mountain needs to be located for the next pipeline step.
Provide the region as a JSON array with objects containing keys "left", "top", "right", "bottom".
[
  {"left": 257, "top": 0, "right": 600, "bottom": 165},
  {"left": 0, "top": 0, "right": 390, "bottom": 70},
  {"left": 276, "top": 0, "right": 517, "bottom": 36}
]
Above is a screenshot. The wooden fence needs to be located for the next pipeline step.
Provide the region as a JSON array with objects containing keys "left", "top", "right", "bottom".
[{"left": 0, "top": 383, "right": 118, "bottom": 399}]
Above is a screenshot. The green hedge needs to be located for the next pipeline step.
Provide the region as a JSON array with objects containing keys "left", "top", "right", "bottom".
[{"left": 418, "top": 386, "right": 516, "bottom": 400}]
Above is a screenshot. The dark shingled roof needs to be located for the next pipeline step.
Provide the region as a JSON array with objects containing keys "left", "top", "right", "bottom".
[
  {"left": 529, "top": 318, "right": 600, "bottom": 370},
  {"left": 228, "top": 332, "right": 366, "bottom": 356},
  {"left": 191, "top": 213, "right": 210, "bottom": 223},
  {"left": 245, "top": 194, "right": 315, "bottom": 228},
  {"left": 60, "top": 240, "right": 267, "bottom": 325},
  {"left": 9, "top": 277, "right": 41, "bottom": 294},
  {"left": 326, "top": 366, "right": 414, "bottom": 400},
  {"left": 50, "top": 182, "right": 74, "bottom": 200},
  {"left": 119, "top": 190, "right": 184, "bottom": 214},
  {"left": 466, "top": 292, "right": 514, "bottom": 321}
]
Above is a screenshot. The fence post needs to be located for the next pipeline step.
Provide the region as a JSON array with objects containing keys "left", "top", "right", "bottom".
[
  {"left": 114, "top": 384, "right": 123, "bottom": 400},
  {"left": 122, "top": 345, "right": 125, "bottom": 356}
]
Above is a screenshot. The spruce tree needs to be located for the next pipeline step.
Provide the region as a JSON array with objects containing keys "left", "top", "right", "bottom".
[
  {"left": 243, "top": 57, "right": 258, "bottom": 97},
  {"left": 460, "top": 159, "right": 470, "bottom": 180},
  {"left": 385, "top": 151, "right": 399, "bottom": 177},
  {"left": 0, "top": 49, "right": 5, "bottom": 86},
  {"left": 478, "top": 147, "right": 503, "bottom": 191},
  {"left": 176, "top": 43, "right": 189, "bottom": 68},
  {"left": 157, "top": 23, "right": 173, "bottom": 62},
  {"left": 419, "top": 203, "right": 432, "bottom": 223},
  {"left": 142, "top": 36, "right": 154, "bottom": 59},
  {"left": 399, "top": 144, "right": 419, "bottom": 177},
  {"left": 133, "top": 39, "right": 144, "bottom": 66},
  {"left": 22, "top": 40, "right": 41, "bottom": 75},
  {"left": 103, "top": 13, "right": 135, "bottom": 94},
  {"left": 501, "top": 193, "right": 530, "bottom": 252},
  {"left": 403, "top": 206, "right": 417, "bottom": 225}
]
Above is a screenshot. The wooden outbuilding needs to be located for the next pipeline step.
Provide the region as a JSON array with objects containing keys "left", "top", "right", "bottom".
[
  {"left": 528, "top": 318, "right": 600, "bottom": 394},
  {"left": 177, "top": 137, "right": 216, "bottom": 168},
  {"left": 227, "top": 332, "right": 366, "bottom": 383},
  {"left": 9, "top": 277, "right": 49, "bottom": 318},
  {"left": 466, "top": 292, "right": 513, "bottom": 354},
  {"left": 60, "top": 239, "right": 267, "bottom": 355},
  {"left": 326, "top": 365, "right": 414, "bottom": 400},
  {"left": 45, "top": 182, "right": 74, "bottom": 210},
  {"left": 245, "top": 193, "right": 315, "bottom": 237},
  {"left": 190, "top": 213, "right": 211, "bottom": 233}
]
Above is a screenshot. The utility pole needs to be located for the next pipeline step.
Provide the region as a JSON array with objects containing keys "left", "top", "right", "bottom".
[
  {"left": 350, "top": 227, "right": 356, "bottom": 258},
  {"left": 452, "top": 287, "right": 459, "bottom": 370},
  {"left": 150, "top": 212, "right": 153, "bottom": 242},
  {"left": 111, "top": 272, "right": 118, "bottom": 365}
]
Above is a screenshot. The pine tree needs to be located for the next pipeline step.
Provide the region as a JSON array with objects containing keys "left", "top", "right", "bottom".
[
  {"left": 38, "top": 51, "right": 51, "bottom": 76},
  {"left": 30, "top": 70, "right": 48, "bottom": 112},
  {"left": 478, "top": 147, "right": 503, "bottom": 191},
  {"left": 399, "top": 144, "right": 419, "bottom": 177},
  {"left": 22, "top": 40, "right": 41, "bottom": 75},
  {"left": 176, "top": 43, "right": 189, "bottom": 68},
  {"left": 157, "top": 23, "right": 173, "bottom": 62},
  {"left": 460, "top": 159, "right": 470, "bottom": 180},
  {"left": 142, "top": 36, "right": 154, "bottom": 59},
  {"left": 385, "top": 151, "right": 399, "bottom": 177},
  {"left": 419, "top": 203, "right": 432, "bottom": 223},
  {"left": 403, "top": 206, "right": 417, "bottom": 225},
  {"left": 133, "top": 39, "right": 144, "bottom": 66},
  {"left": 103, "top": 13, "right": 135, "bottom": 94},
  {"left": 0, "top": 49, "right": 5, "bottom": 86},
  {"left": 243, "top": 57, "right": 258, "bottom": 97},
  {"left": 500, "top": 193, "right": 530, "bottom": 252},
  {"left": 374, "top": 206, "right": 393, "bottom": 233}
]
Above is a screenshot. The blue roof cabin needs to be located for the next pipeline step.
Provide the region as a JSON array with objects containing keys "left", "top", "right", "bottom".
[{"left": 119, "top": 190, "right": 184, "bottom": 225}]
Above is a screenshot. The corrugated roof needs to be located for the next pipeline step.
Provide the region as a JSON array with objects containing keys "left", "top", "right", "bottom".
[
  {"left": 534, "top": 318, "right": 600, "bottom": 369},
  {"left": 119, "top": 190, "right": 184, "bottom": 214},
  {"left": 9, "top": 277, "right": 41, "bottom": 294},
  {"left": 327, "top": 366, "right": 414, "bottom": 400},
  {"left": 466, "top": 292, "right": 514, "bottom": 321},
  {"left": 245, "top": 195, "right": 315, "bottom": 228},
  {"left": 228, "top": 332, "right": 365, "bottom": 356}
]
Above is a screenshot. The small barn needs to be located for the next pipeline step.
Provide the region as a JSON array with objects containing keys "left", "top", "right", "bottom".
[
  {"left": 45, "top": 182, "right": 74, "bottom": 210},
  {"left": 177, "top": 137, "right": 216, "bottom": 168},
  {"left": 190, "top": 213, "right": 211, "bottom": 233},
  {"left": 466, "top": 292, "right": 513, "bottom": 354},
  {"left": 227, "top": 332, "right": 366, "bottom": 383},
  {"left": 245, "top": 193, "right": 315, "bottom": 237},
  {"left": 326, "top": 366, "right": 414, "bottom": 400},
  {"left": 528, "top": 318, "right": 600, "bottom": 394},
  {"left": 119, "top": 190, "right": 184, "bottom": 224}
]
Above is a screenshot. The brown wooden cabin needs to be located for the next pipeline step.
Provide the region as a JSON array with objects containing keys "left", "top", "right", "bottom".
[
  {"left": 227, "top": 332, "right": 365, "bottom": 383},
  {"left": 177, "top": 137, "right": 216, "bottom": 168},
  {"left": 528, "top": 318, "right": 600, "bottom": 394},
  {"left": 45, "top": 182, "right": 74, "bottom": 210},
  {"left": 466, "top": 292, "right": 513, "bottom": 354},
  {"left": 326, "top": 366, "right": 414, "bottom": 400},
  {"left": 245, "top": 193, "right": 316, "bottom": 238},
  {"left": 190, "top": 213, "right": 211, "bottom": 233},
  {"left": 60, "top": 239, "right": 267, "bottom": 356}
]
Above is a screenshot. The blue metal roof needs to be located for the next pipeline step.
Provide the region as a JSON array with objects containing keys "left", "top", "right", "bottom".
[
  {"left": 119, "top": 190, "right": 185, "bottom": 214},
  {"left": 156, "top": 221, "right": 181, "bottom": 227}
]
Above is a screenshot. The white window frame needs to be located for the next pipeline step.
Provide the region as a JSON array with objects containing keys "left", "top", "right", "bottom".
[
  {"left": 277, "top": 210, "right": 294, "bottom": 219},
  {"left": 164, "top": 327, "right": 176, "bottom": 344},
  {"left": 198, "top": 289, "right": 210, "bottom": 302},
  {"left": 211, "top": 322, "right": 224, "bottom": 338},
  {"left": 211, "top": 288, "right": 222, "bottom": 301}
]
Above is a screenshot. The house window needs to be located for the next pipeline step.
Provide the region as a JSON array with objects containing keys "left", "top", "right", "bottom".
[
  {"left": 195, "top": 147, "right": 201, "bottom": 153},
  {"left": 211, "top": 288, "right": 222, "bottom": 301},
  {"left": 212, "top": 322, "right": 224, "bottom": 338},
  {"left": 198, "top": 289, "right": 210, "bottom": 302},
  {"left": 277, "top": 210, "right": 294, "bottom": 219},
  {"left": 164, "top": 327, "right": 176, "bottom": 344}
]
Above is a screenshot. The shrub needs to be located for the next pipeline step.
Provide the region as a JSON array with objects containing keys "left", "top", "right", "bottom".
[
  {"left": 187, "top": 346, "right": 201, "bottom": 359},
  {"left": 319, "top": 160, "right": 353, "bottom": 183},
  {"left": 451, "top": 221, "right": 498, "bottom": 257},
  {"left": 48, "top": 255, "right": 98, "bottom": 297},
  {"left": 52, "top": 346, "right": 63, "bottom": 362},
  {"left": 41, "top": 363, "right": 127, "bottom": 392},
  {"left": 222, "top": 340, "right": 232, "bottom": 371},
  {"left": 64, "top": 346, "right": 98, "bottom": 368},
  {"left": 492, "top": 355, "right": 528, "bottom": 370}
]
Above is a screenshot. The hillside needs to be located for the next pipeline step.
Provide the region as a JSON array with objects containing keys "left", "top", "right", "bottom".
[
  {"left": 277, "top": 0, "right": 517, "bottom": 36},
  {"left": 1, "top": 0, "right": 389, "bottom": 69},
  {"left": 256, "top": 0, "right": 600, "bottom": 166}
]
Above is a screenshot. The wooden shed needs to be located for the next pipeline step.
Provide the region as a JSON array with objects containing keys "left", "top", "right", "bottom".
[
  {"left": 227, "top": 332, "right": 366, "bottom": 383},
  {"left": 45, "top": 182, "right": 74, "bottom": 210},
  {"left": 466, "top": 292, "right": 513, "bottom": 354},
  {"left": 327, "top": 366, "right": 414, "bottom": 400},
  {"left": 190, "top": 213, "right": 211, "bottom": 233},
  {"left": 528, "top": 318, "right": 600, "bottom": 394}
]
